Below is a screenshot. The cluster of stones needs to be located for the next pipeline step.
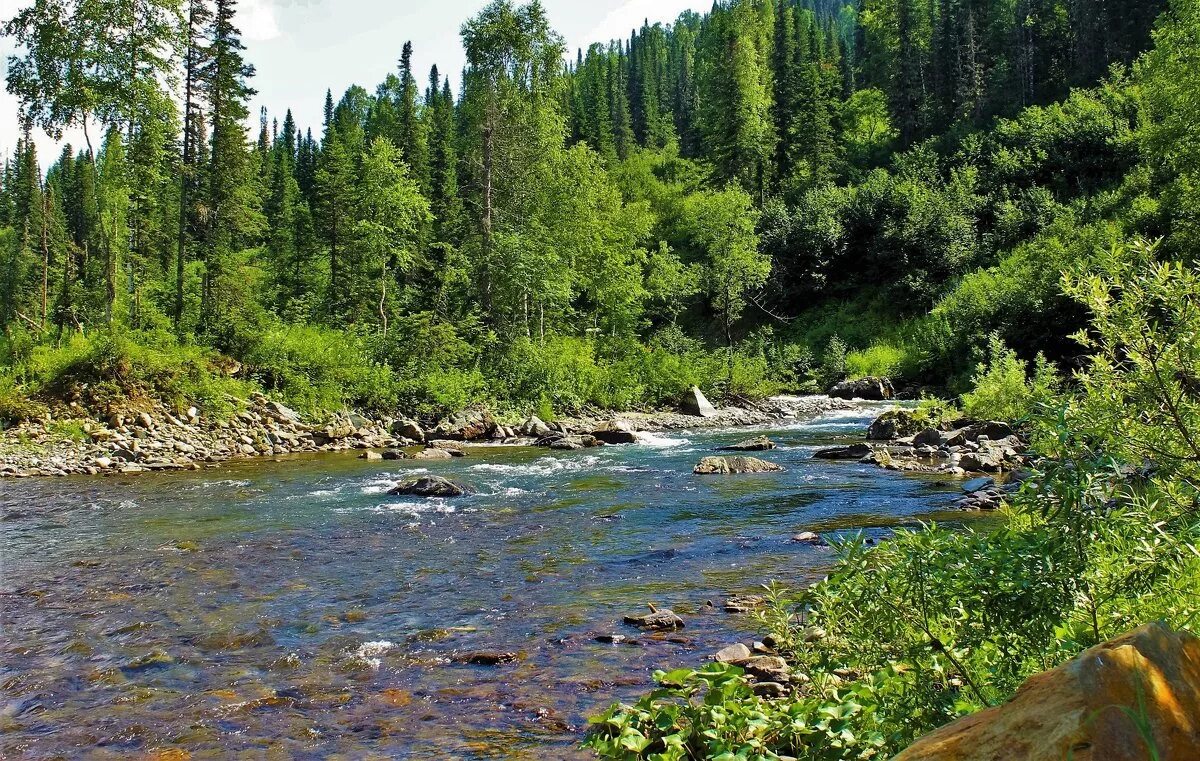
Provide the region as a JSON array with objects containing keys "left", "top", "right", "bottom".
[
  {"left": 0, "top": 394, "right": 408, "bottom": 478},
  {"left": 815, "top": 409, "right": 1031, "bottom": 480}
]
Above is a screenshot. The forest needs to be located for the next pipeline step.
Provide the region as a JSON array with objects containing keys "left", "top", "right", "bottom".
[{"left": 0, "top": 0, "right": 1183, "bottom": 422}]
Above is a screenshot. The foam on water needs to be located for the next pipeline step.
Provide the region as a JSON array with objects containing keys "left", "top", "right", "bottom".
[
  {"left": 636, "top": 432, "right": 690, "bottom": 449},
  {"left": 470, "top": 455, "right": 604, "bottom": 477}
]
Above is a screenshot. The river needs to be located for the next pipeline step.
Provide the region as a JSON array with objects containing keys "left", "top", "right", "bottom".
[{"left": 1, "top": 402, "right": 969, "bottom": 759}]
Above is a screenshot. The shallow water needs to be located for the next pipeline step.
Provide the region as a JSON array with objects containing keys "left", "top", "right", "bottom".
[{"left": 1, "top": 403, "right": 971, "bottom": 759}]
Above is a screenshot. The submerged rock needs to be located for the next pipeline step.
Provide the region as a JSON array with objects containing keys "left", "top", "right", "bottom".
[
  {"left": 813, "top": 443, "right": 872, "bottom": 460},
  {"left": 694, "top": 456, "right": 784, "bottom": 474},
  {"left": 681, "top": 385, "right": 719, "bottom": 418},
  {"left": 457, "top": 650, "right": 520, "bottom": 666},
  {"left": 388, "top": 476, "right": 469, "bottom": 498},
  {"left": 896, "top": 622, "right": 1200, "bottom": 761},
  {"left": 720, "top": 436, "right": 776, "bottom": 452}
]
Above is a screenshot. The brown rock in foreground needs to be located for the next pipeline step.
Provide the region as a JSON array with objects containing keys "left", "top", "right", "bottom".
[{"left": 896, "top": 622, "right": 1200, "bottom": 761}]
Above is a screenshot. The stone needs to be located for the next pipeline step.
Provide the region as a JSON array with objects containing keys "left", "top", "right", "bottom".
[
  {"left": 432, "top": 409, "right": 495, "bottom": 441},
  {"left": 550, "top": 438, "right": 585, "bottom": 451},
  {"left": 137, "top": 412, "right": 154, "bottom": 429},
  {"left": 867, "top": 409, "right": 923, "bottom": 440},
  {"left": 914, "top": 428, "right": 946, "bottom": 447},
  {"left": 360, "top": 451, "right": 384, "bottom": 461},
  {"left": 734, "top": 655, "right": 792, "bottom": 682},
  {"left": 391, "top": 418, "right": 425, "bottom": 443},
  {"left": 623, "top": 606, "right": 685, "bottom": 631},
  {"left": 592, "top": 419, "right": 640, "bottom": 445},
  {"left": 962, "top": 476, "right": 996, "bottom": 494},
  {"left": 381, "top": 450, "right": 409, "bottom": 461},
  {"left": 694, "top": 456, "right": 784, "bottom": 474},
  {"left": 791, "top": 531, "right": 822, "bottom": 544},
  {"left": 813, "top": 443, "right": 872, "bottom": 460},
  {"left": 895, "top": 623, "right": 1200, "bottom": 761},
  {"left": 414, "top": 448, "right": 454, "bottom": 460},
  {"left": 387, "top": 476, "right": 469, "bottom": 498},
  {"left": 521, "top": 415, "right": 550, "bottom": 436},
  {"left": 961, "top": 451, "right": 1007, "bottom": 473},
  {"left": 264, "top": 400, "right": 302, "bottom": 424},
  {"left": 595, "top": 634, "right": 628, "bottom": 644},
  {"left": 752, "top": 682, "right": 789, "bottom": 698},
  {"left": 720, "top": 436, "right": 777, "bottom": 452},
  {"left": 829, "top": 377, "right": 895, "bottom": 401},
  {"left": 458, "top": 650, "right": 520, "bottom": 666},
  {"left": 681, "top": 385, "right": 719, "bottom": 418},
  {"left": 713, "top": 643, "right": 753, "bottom": 663}
]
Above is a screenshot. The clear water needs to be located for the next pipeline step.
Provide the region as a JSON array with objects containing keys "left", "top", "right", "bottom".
[{"left": 1, "top": 403, "right": 969, "bottom": 759}]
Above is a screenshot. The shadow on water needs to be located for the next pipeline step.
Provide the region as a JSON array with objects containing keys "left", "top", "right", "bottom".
[{"left": 0, "top": 402, "right": 988, "bottom": 759}]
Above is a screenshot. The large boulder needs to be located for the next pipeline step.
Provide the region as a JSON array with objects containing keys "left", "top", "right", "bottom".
[
  {"left": 592, "top": 419, "right": 640, "bottom": 445},
  {"left": 681, "top": 386, "right": 719, "bottom": 418},
  {"left": 896, "top": 622, "right": 1200, "bottom": 761},
  {"left": 829, "top": 377, "right": 895, "bottom": 401},
  {"left": 431, "top": 409, "right": 495, "bottom": 441},
  {"left": 867, "top": 409, "right": 924, "bottom": 441},
  {"left": 694, "top": 456, "right": 784, "bottom": 474},
  {"left": 387, "top": 476, "right": 469, "bottom": 498},
  {"left": 391, "top": 418, "right": 426, "bottom": 443}
]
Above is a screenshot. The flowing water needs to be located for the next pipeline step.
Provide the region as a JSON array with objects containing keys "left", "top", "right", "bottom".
[{"left": 1, "top": 403, "right": 972, "bottom": 759}]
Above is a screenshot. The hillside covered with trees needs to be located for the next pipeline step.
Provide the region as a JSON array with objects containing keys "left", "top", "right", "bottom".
[{"left": 0, "top": 0, "right": 1188, "bottom": 422}]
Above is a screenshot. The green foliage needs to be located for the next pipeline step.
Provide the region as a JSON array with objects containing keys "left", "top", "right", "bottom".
[
  {"left": 846, "top": 342, "right": 908, "bottom": 380},
  {"left": 960, "top": 335, "right": 1059, "bottom": 422},
  {"left": 818, "top": 335, "right": 847, "bottom": 389},
  {"left": 241, "top": 325, "right": 396, "bottom": 415}
]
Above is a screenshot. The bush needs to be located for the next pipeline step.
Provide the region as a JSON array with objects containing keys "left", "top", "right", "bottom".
[
  {"left": 818, "top": 335, "right": 847, "bottom": 389},
  {"left": 242, "top": 325, "right": 397, "bottom": 415},
  {"left": 960, "top": 334, "right": 1058, "bottom": 422},
  {"left": 846, "top": 342, "right": 909, "bottom": 380}
]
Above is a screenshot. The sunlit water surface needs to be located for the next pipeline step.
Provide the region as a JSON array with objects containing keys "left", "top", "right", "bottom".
[{"left": 1, "top": 403, "right": 972, "bottom": 759}]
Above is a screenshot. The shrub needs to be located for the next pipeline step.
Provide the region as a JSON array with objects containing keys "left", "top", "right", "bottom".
[
  {"left": 960, "top": 334, "right": 1058, "bottom": 422},
  {"left": 846, "top": 342, "right": 909, "bottom": 380},
  {"left": 818, "top": 335, "right": 848, "bottom": 389}
]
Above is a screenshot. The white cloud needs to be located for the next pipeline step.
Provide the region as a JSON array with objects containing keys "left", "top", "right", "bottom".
[{"left": 240, "top": 0, "right": 282, "bottom": 42}]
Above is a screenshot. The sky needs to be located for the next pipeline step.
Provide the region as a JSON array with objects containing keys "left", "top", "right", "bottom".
[{"left": 0, "top": 0, "right": 712, "bottom": 163}]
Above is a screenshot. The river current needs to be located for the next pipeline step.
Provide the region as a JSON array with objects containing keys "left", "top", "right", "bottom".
[{"left": 1, "top": 402, "right": 966, "bottom": 759}]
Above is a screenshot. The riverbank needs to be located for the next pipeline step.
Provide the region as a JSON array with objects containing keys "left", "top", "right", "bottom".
[{"left": 0, "top": 393, "right": 853, "bottom": 479}]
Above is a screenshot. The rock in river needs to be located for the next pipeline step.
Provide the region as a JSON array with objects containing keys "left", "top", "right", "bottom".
[
  {"left": 388, "top": 476, "right": 469, "bottom": 498},
  {"left": 713, "top": 643, "right": 753, "bottom": 663},
  {"left": 624, "top": 605, "right": 685, "bottom": 631},
  {"left": 457, "top": 650, "right": 520, "bottom": 666},
  {"left": 694, "top": 456, "right": 784, "bottom": 474},
  {"left": 592, "top": 419, "right": 640, "bottom": 445},
  {"left": 813, "top": 443, "right": 872, "bottom": 460},
  {"left": 720, "top": 436, "right": 776, "bottom": 452}
]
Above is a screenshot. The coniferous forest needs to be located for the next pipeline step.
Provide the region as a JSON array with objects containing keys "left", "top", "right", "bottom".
[{"left": 0, "top": 0, "right": 1183, "bottom": 419}]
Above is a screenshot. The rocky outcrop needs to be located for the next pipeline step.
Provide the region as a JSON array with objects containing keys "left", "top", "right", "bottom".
[
  {"left": 720, "top": 436, "right": 776, "bottom": 452},
  {"left": 387, "top": 475, "right": 469, "bottom": 498},
  {"left": 694, "top": 456, "right": 785, "bottom": 474},
  {"left": 896, "top": 622, "right": 1200, "bottom": 761},
  {"left": 829, "top": 377, "right": 895, "bottom": 401},
  {"left": 681, "top": 386, "right": 719, "bottom": 418},
  {"left": 860, "top": 411, "right": 1031, "bottom": 477}
]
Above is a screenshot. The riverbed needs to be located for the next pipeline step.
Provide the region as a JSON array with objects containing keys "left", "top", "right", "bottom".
[{"left": 1, "top": 403, "right": 969, "bottom": 759}]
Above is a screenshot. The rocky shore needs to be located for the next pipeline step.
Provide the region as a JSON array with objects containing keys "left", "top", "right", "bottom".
[{"left": 0, "top": 390, "right": 852, "bottom": 479}]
